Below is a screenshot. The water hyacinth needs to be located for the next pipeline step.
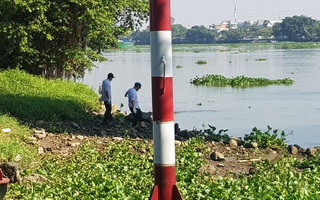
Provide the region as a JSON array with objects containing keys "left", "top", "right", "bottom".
[{"left": 191, "top": 74, "right": 294, "bottom": 87}]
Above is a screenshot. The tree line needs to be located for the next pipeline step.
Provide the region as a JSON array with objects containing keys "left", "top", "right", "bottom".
[{"left": 132, "top": 15, "right": 320, "bottom": 45}]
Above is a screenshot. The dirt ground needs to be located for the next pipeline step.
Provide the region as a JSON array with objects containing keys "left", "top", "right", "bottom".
[
  {"left": 21, "top": 105, "right": 313, "bottom": 179},
  {"left": 32, "top": 112, "right": 307, "bottom": 179}
]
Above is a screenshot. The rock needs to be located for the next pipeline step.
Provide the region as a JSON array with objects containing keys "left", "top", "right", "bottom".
[
  {"left": 244, "top": 142, "right": 258, "bottom": 148},
  {"left": 14, "top": 154, "right": 22, "bottom": 162},
  {"left": 67, "top": 142, "right": 81, "bottom": 147},
  {"left": 229, "top": 139, "right": 238, "bottom": 147},
  {"left": 34, "top": 133, "right": 46, "bottom": 139},
  {"left": 314, "top": 146, "right": 320, "bottom": 150},
  {"left": 199, "top": 165, "right": 216, "bottom": 175},
  {"left": 229, "top": 137, "right": 244, "bottom": 146},
  {"left": 34, "top": 128, "right": 46, "bottom": 139},
  {"left": 175, "top": 140, "right": 182, "bottom": 147},
  {"left": 251, "top": 142, "right": 258, "bottom": 148},
  {"left": 288, "top": 145, "right": 298, "bottom": 155},
  {"left": 217, "top": 163, "right": 225, "bottom": 167},
  {"left": 34, "top": 128, "right": 46, "bottom": 135},
  {"left": 76, "top": 135, "right": 84, "bottom": 140},
  {"left": 23, "top": 173, "right": 48, "bottom": 184},
  {"left": 210, "top": 151, "right": 225, "bottom": 161},
  {"left": 38, "top": 147, "right": 45, "bottom": 154},
  {"left": 306, "top": 148, "right": 317, "bottom": 157},
  {"left": 112, "top": 137, "right": 123, "bottom": 141},
  {"left": 293, "top": 144, "right": 305, "bottom": 153},
  {"left": 249, "top": 167, "right": 258, "bottom": 175},
  {"left": 0, "top": 162, "right": 21, "bottom": 183},
  {"left": 27, "top": 136, "right": 37, "bottom": 142},
  {"left": 265, "top": 151, "right": 278, "bottom": 162},
  {"left": 111, "top": 104, "right": 118, "bottom": 114}
]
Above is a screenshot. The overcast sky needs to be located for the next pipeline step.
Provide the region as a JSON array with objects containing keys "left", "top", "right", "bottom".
[{"left": 171, "top": 0, "right": 320, "bottom": 27}]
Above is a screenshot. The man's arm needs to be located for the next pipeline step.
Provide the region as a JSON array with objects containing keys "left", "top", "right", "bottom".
[{"left": 105, "top": 91, "right": 110, "bottom": 99}]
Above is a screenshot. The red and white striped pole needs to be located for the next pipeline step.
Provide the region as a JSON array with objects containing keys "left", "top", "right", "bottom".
[{"left": 149, "top": 0, "right": 182, "bottom": 199}]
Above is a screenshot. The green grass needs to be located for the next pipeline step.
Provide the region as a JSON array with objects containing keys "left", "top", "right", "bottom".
[
  {"left": 0, "top": 69, "right": 100, "bottom": 121},
  {"left": 0, "top": 114, "right": 40, "bottom": 169}
]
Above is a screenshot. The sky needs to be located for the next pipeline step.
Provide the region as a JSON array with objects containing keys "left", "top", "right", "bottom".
[{"left": 170, "top": 0, "right": 320, "bottom": 27}]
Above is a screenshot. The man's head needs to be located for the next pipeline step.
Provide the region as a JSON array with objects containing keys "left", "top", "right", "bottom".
[
  {"left": 107, "top": 73, "right": 115, "bottom": 80},
  {"left": 134, "top": 82, "right": 141, "bottom": 91}
]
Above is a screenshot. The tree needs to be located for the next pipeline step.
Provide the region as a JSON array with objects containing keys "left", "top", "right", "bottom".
[
  {"left": 0, "top": 0, "right": 149, "bottom": 79},
  {"left": 131, "top": 29, "right": 150, "bottom": 45},
  {"left": 185, "top": 25, "right": 216, "bottom": 44},
  {"left": 272, "top": 15, "right": 320, "bottom": 41},
  {"left": 218, "top": 29, "right": 244, "bottom": 43},
  {"left": 172, "top": 24, "right": 187, "bottom": 39}
]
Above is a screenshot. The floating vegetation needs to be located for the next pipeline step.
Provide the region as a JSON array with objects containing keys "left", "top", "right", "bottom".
[
  {"left": 190, "top": 74, "right": 294, "bottom": 87},
  {"left": 196, "top": 60, "right": 207, "bottom": 65},
  {"left": 255, "top": 58, "right": 267, "bottom": 61}
]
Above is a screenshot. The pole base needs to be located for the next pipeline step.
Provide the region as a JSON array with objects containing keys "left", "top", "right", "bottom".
[{"left": 149, "top": 184, "right": 182, "bottom": 200}]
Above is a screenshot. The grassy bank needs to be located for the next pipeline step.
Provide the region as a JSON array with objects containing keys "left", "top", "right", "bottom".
[
  {"left": 0, "top": 69, "right": 101, "bottom": 168},
  {"left": 1, "top": 69, "right": 320, "bottom": 199},
  {"left": 0, "top": 69, "right": 100, "bottom": 121}
]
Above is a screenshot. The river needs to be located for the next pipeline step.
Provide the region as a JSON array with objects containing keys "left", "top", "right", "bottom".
[{"left": 82, "top": 46, "right": 320, "bottom": 148}]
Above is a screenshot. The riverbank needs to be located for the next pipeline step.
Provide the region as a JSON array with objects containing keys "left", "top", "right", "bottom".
[
  {"left": 2, "top": 105, "right": 320, "bottom": 199},
  {"left": 2, "top": 69, "right": 320, "bottom": 199}
]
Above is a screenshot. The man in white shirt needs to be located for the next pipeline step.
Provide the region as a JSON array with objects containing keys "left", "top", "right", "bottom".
[
  {"left": 101, "top": 73, "right": 115, "bottom": 123},
  {"left": 125, "top": 82, "right": 142, "bottom": 126}
]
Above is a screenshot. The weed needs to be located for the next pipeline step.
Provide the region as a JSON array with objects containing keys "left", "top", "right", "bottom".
[
  {"left": 243, "top": 126, "right": 289, "bottom": 148},
  {"left": 195, "top": 60, "right": 207, "bottom": 65}
]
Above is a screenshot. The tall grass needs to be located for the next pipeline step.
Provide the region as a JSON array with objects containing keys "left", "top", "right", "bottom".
[{"left": 0, "top": 69, "right": 101, "bottom": 121}]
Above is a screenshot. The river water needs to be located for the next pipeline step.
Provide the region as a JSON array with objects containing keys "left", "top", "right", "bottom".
[{"left": 82, "top": 46, "right": 320, "bottom": 148}]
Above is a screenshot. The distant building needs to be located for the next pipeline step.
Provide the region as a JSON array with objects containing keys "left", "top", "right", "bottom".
[
  {"left": 211, "top": 20, "right": 238, "bottom": 32},
  {"left": 212, "top": 19, "right": 282, "bottom": 31}
]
